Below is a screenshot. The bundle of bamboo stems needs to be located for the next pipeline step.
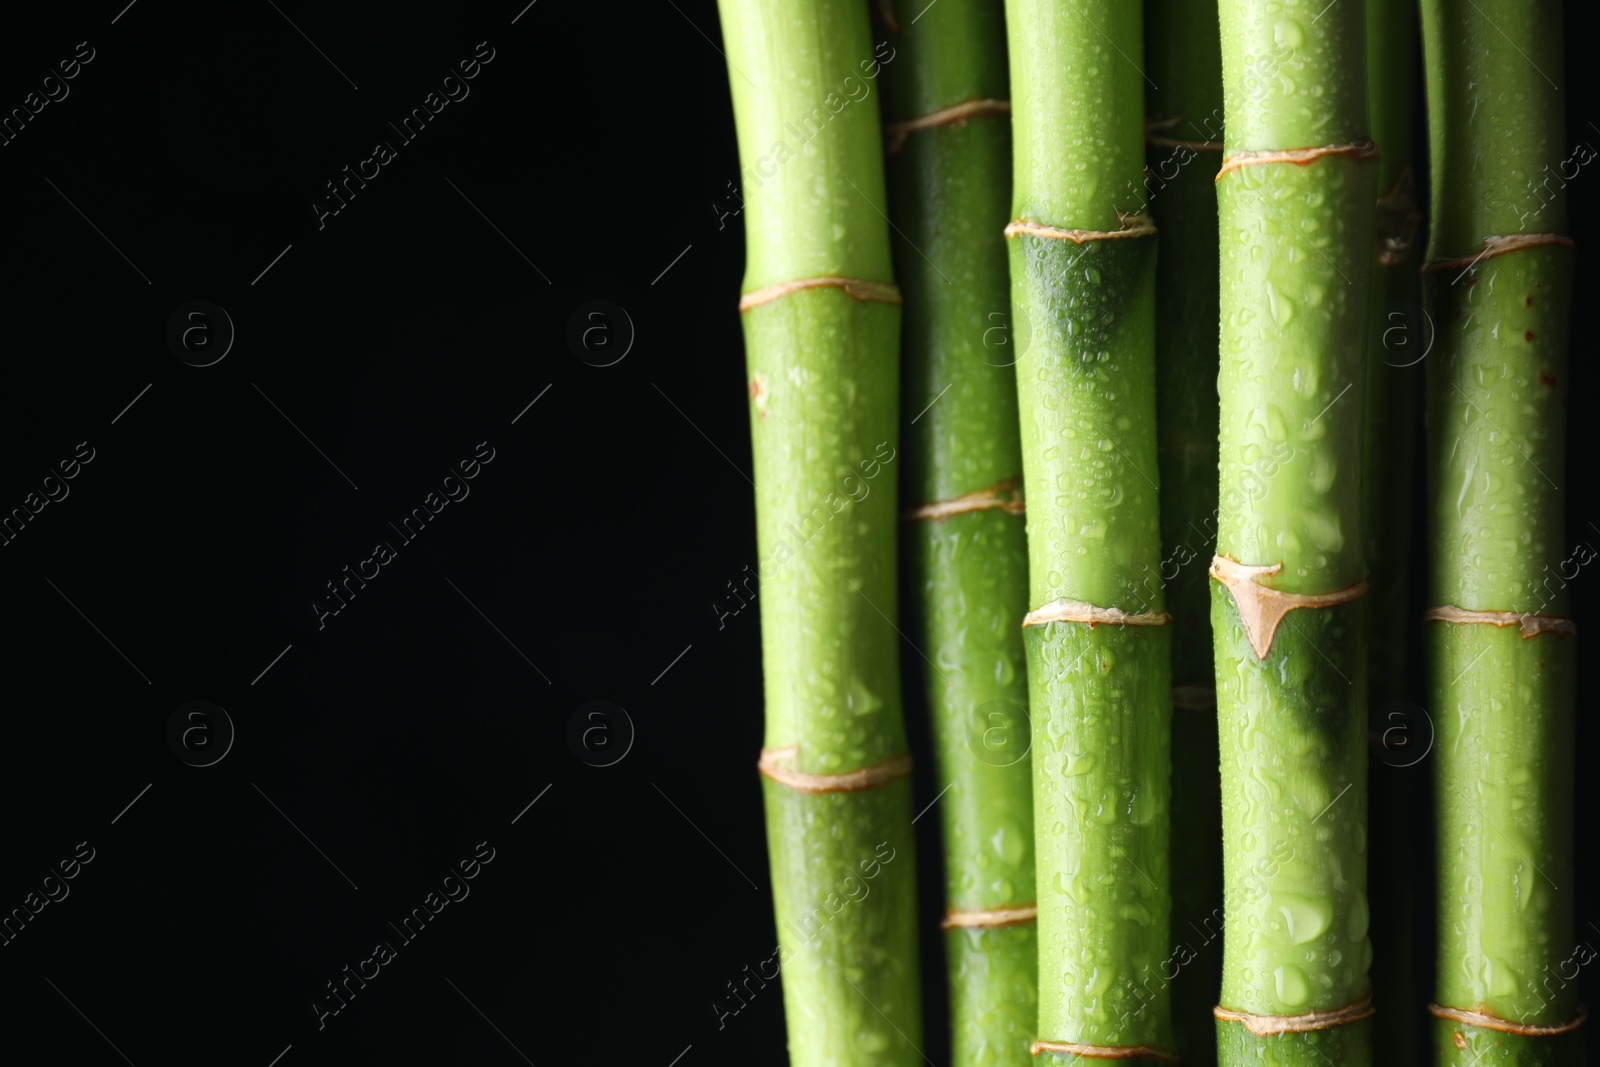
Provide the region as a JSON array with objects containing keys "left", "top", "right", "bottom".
[{"left": 712, "top": 0, "right": 1581, "bottom": 1063}]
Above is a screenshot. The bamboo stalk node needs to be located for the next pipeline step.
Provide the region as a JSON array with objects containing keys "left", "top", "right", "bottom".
[
  {"left": 1021, "top": 598, "right": 1171, "bottom": 629},
  {"left": 886, "top": 98, "right": 1011, "bottom": 154},
  {"left": 738, "top": 276, "right": 902, "bottom": 313},
  {"left": 757, "top": 748, "right": 913, "bottom": 793},
  {"left": 1209, "top": 555, "right": 1369, "bottom": 660},
  {"left": 1029, "top": 1039, "right": 1179, "bottom": 1062},
  {"left": 1004, "top": 213, "right": 1156, "bottom": 243},
  {"left": 1427, "top": 1003, "right": 1588, "bottom": 1037},
  {"left": 1213, "top": 994, "right": 1375, "bottom": 1035},
  {"left": 904, "top": 477, "right": 1025, "bottom": 521},
  {"left": 1214, "top": 140, "right": 1378, "bottom": 182},
  {"left": 1421, "top": 232, "right": 1577, "bottom": 273},
  {"left": 1375, "top": 164, "right": 1419, "bottom": 267},
  {"left": 1171, "top": 684, "right": 1217, "bottom": 711},
  {"left": 1423, "top": 604, "right": 1577, "bottom": 639},
  {"left": 941, "top": 903, "right": 1038, "bottom": 930}
]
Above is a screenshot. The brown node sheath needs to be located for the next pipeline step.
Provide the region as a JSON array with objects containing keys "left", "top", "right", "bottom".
[
  {"left": 1375, "top": 164, "right": 1419, "bottom": 267},
  {"left": 1209, "top": 555, "right": 1369, "bottom": 660},
  {"left": 1427, "top": 1003, "right": 1588, "bottom": 1037},
  {"left": 941, "top": 903, "right": 1037, "bottom": 930},
  {"left": 739, "top": 276, "right": 902, "bottom": 313},
  {"left": 1214, "top": 994, "right": 1375, "bottom": 1036},
  {"left": 1423, "top": 605, "right": 1576, "bottom": 639},
  {"left": 1030, "top": 1040, "right": 1179, "bottom": 1062},
  {"left": 1022, "top": 599, "right": 1171, "bottom": 629},
  {"left": 1421, "top": 232, "right": 1577, "bottom": 274},
  {"left": 757, "top": 748, "right": 912, "bottom": 793},
  {"left": 886, "top": 98, "right": 1011, "bottom": 154},
  {"left": 1214, "top": 140, "right": 1378, "bottom": 182},
  {"left": 904, "top": 478, "right": 1025, "bottom": 521},
  {"left": 1005, "top": 213, "right": 1156, "bottom": 243}
]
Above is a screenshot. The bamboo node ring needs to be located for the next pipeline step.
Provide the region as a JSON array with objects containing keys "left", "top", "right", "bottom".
[
  {"left": 1030, "top": 1039, "right": 1179, "bottom": 1062},
  {"left": 739, "top": 276, "right": 902, "bottom": 313},
  {"left": 1427, "top": 1003, "right": 1588, "bottom": 1037},
  {"left": 1005, "top": 213, "right": 1156, "bottom": 243},
  {"left": 905, "top": 478, "right": 1025, "bottom": 521},
  {"left": 887, "top": 98, "right": 1010, "bottom": 154},
  {"left": 1421, "top": 232, "right": 1577, "bottom": 274},
  {"left": 1209, "top": 555, "right": 1369, "bottom": 660},
  {"left": 1214, "top": 994, "right": 1374, "bottom": 1036},
  {"left": 1215, "top": 140, "right": 1378, "bottom": 182},
  {"left": 1423, "top": 604, "right": 1576, "bottom": 639},
  {"left": 757, "top": 749, "right": 912, "bottom": 793},
  {"left": 1022, "top": 599, "right": 1171, "bottom": 629},
  {"left": 941, "top": 903, "right": 1037, "bottom": 930}
]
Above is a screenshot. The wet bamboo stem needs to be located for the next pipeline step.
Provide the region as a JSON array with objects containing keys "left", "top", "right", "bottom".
[
  {"left": 1002, "top": 0, "right": 1175, "bottom": 1062},
  {"left": 1211, "top": 0, "right": 1378, "bottom": 1063},
  {"left": 1418, "top": 0, "right": 1579, "bottom": 1062},
  {"left": 882, "top": 2, "right": 1036, "bottom": 1064},
  {"left": 716, "top": 1, "right": 923, "bottom": 1063}
]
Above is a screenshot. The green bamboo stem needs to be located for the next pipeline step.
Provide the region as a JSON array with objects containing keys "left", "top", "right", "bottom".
[
  {"left": 1143, "top": 0, "right": 1226, "bottom": 1061},
  {"left": 716, "top": 2, "right": 922, "bottom": 1063},
  {"left": 1002, "top": 1, "right": 1174, "bottom": 1063},
  {"left": 1362, "top": 0, "right": 1425, "bottom": 1061},
  {"left": 1211, "top": 0, "right": 1378, "bottom": 1063},
  {"left": 882, "top": 3, "right": 1037, "bottom": 1064},
  {"left": 1418, "top": 0, "right": 1580, "bottom": 1063}
]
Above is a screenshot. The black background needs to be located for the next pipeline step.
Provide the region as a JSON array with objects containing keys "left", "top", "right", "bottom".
[{"left": 0, "top": 1, "right": 1593, "bottom": 1064}]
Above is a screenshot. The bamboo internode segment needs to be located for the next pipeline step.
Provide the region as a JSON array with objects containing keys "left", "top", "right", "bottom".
[
  {"left": 1420, "top": 232, "right": 1577, "bottom": 273},
  {"left": 738, "top": 276, "right": 903, "bottom": 312},
  {"left": 1423, "top": 604, "right": 1577, "bottom": 639},
  {"left": 1021, "top": 599, "right": 1172, "bottom": 629},
  {"left": 904, "top": 477, "right": 1025, "bottom": 521},
  {"left": 1004, "top": 213, "right": 1156, "bottom": 243},
  {"left": 940, "top": 903, "right": 1038, "bottom": 930},
  {"left": 757, "top": 748, "right": 913, "bottom": 793},
  {"left": 886, "top": 98, "right": 1011, "bottom": 154},
  {"left": 1214, "top": 139, "right": 1379, "bottom": 181},
  {"left": 1029, "top": 1039, "right": 1180, "bottom": 1062},
  {"left": 1171, "top": 684, "right": 1217, "bottom": 711},
  {"left": 1374, "top": 165, "right": 1419, "bottom": 267},
  {"left": 1213, "top": 994, "right": 1375, "bottom": 1035},
  {"left": 1209, "top": 555, "right": 1370, "bottom": 660},
  {"left": 1427, "top": 1003, "right": 1589, "bottom": 1037}
]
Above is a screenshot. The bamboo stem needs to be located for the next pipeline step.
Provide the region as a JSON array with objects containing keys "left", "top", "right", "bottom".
[
  {"left": 1002, "top": 0, "right": 1175, "bottom": 1062},
  {"left": 882, "top": 2, "right": 1037, "bottom": 1063},
  {"left": 1211, "top": 0, "right": 1378, "bottom": 1062},
  {"left": 1418, "top": 0, "right": 1580, "bottom": 1062},
  {"left": 716, "top": 2, "right": 922, "bottom": 1062}
]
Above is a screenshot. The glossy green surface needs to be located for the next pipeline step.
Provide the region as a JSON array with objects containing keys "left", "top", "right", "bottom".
[
  {"left": 946, "top": 924, "right": 1040, "bottom": 1066},
  {"left": 1027, "top": 621, "right": 1174, "bottom": 1061},
  {"left": 1215, "top": 153, "right": 1377, "bottom": 593},
  {"left": 884, "top": 8, "right": 1034, "bottom": 1062},
  {"left": 1217, "top": 0, "right": 1369, "bottom": 152},
  {"left": 1145, "top": 3, "right": 1225, "bottom": 1059},
  {"left": 1004, "top": 0, "right": 1146, "bottom": 231},
  {"left": 720, "top": 1, "right": 921, "bottom": 1062},
  {"left": 1213, "top": 589, "right": 1372, "bottom": 1016},
  {"left": 1427, "top": 624, "right": 1576, "bottom": 1028},
  {"left": 1216, "top": 1016, "right": 1374, "bottom": 1065},
  {"left": 1430, "top": 1017, "right": 1587, "bottom": 1066},
  {"left": 1419, "top": 0, "right": 1566, "bottom": 257},
  {"left": 763, "top": 779, "right": 924, "bottom": 1066}
]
